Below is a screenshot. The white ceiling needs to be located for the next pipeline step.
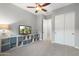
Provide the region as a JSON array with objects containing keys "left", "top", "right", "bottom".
[{"left": 13, "top": 3, "right": 71, "bottom": 15}]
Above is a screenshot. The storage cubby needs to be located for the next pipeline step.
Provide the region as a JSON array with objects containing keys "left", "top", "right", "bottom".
[{"left": 1, "top": 37, "right": 17, "bottom": 52}]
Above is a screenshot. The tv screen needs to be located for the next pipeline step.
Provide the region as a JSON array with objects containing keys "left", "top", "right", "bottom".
[{"left": 19, "top": 25, "right": 32, "bottom": 35}]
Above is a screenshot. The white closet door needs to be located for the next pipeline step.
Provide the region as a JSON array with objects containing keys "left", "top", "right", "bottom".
[
  {"left": 65, "top": 12, "right": 75, "bottom": 46},
  {"left": 55, "top": 14, "right": 65, "bottom": 44}
]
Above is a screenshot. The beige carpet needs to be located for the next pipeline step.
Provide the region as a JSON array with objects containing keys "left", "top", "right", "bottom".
[{"left": 2, "top": 40, "right": 79, "bottom": 56}]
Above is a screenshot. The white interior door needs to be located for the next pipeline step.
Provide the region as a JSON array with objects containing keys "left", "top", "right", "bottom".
[
  {"left": 43, "top": 19, "right": 48, "bottom": 40},
  {"left": 55, "top": 14, "right": 65, "bottom": 44},
  {"left": 47, "top": 19, "right": 52, "bottom": 40},
  {"left": 65, "top": 12, "right": 75, "bottom": 46},
  {"left": 43, "top": 19, "right": 52, "bottom": 40}
]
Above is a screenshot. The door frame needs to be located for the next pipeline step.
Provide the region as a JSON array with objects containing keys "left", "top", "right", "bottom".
[{"left": 42, "top": 19, "right": 43, "bottom": 40}]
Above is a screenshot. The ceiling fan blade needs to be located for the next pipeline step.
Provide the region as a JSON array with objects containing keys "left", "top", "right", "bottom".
[
  {"left": 42, "top": 9, "right": 47, "bottom": 12},
  {"left": 42, "top": 3, "right": 51, "bottom": 7},
  {"left": 27, "top": 6, "right": 35, "bottom": 8}
]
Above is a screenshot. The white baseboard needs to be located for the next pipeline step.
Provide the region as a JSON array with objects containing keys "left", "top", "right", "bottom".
[
  {"left": 52, "top": 41, "right": 79, "bottom": 49},
  {"left": 74, "top": 46, "right": 79, "bottom": 49}
]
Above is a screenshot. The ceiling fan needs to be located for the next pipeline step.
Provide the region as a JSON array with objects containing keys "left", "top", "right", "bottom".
[{"left": 27, "top": 3, "right": 51, "bottom": 13}]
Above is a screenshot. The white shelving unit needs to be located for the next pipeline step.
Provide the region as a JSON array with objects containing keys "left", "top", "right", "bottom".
[{"left": 0, "top": 33, "right": 40, "bottom": 52}]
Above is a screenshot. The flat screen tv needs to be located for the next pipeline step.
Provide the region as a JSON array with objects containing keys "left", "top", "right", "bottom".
[{"left": 19, "top": 25, "right": 32, "bottom": 35}]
